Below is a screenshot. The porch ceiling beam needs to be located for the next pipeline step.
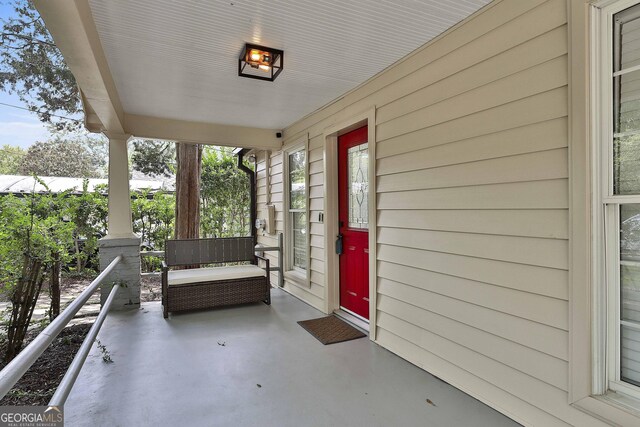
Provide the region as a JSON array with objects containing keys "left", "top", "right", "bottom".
[
  {"left": 33, "top": 0, "right": 125, "bottom": 134},
  {"left": 79, "top": 89, "right": 103, "bottom": 133},
  {"left": 124, "top": 114, "right": 282, "bottom": 150}
]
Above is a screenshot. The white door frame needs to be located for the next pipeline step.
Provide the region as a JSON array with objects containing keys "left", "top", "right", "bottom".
[{"left": 322, "top": 107, "right": 377, "bottom": 341}]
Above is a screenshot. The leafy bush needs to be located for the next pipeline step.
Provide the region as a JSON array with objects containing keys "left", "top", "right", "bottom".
[
  {"left": 200, "top": 147, "right": 251, "bottom": 238},
  {"left": 65, "top": 181, "right": 108, "bottom": 274},
  {"left": 132, "top": 189, "right": 174, "bottom": 272},
  {"left": 0, "top": 183, "right": 74, "bottom": 360}
]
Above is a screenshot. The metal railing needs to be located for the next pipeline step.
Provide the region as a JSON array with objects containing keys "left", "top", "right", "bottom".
[
  {"left": 255, "top": 233, "right": 284, "bottom": 287},
  {"left": 0, "top": 255, "right": 123, "bottom": 403},
  {"left": 140, "top": 251, "right": 164, "bottom": 258},
  {"left": 140, "top": 250, "right": 164, "bottom": 277}
]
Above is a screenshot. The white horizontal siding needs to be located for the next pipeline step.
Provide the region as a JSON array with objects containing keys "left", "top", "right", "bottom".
[
  {"left": 377, "top": 117, "right": 568, "bottom": 176},
  {"left": 377, "top": 278, "right": 567, "bottom": 360},
  {"left": 377, "top": 297, "right": 568, "bottom": 390},
  {"left": 378, "top": 247, "right": 568, "bottom": 301},
  {"left": 376, "top": 87, "right": 568, "bottom": 158},
  {"left": 254, "top": 0, "right": 611, "bottom": 425},
  {"left": 377, "top": 209, "right": 568, "bottom": 239},
  {"left": 377, "top": 149, "right": 568, "bottom": 192},
  {"left": 375, "top": 55, "right": 567, "bottom": 141}
]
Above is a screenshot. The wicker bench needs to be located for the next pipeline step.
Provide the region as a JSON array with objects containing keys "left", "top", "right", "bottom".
[{"left": 161, "top": 237, "right": 270, "bottom": 318}]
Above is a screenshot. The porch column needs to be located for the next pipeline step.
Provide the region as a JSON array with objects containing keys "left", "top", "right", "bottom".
[
  {"left": 105, "top": 134, "right": 134, "bottom": 238},
  {"left": 98, "top": 133, "right": 141, "bottom": 310}
]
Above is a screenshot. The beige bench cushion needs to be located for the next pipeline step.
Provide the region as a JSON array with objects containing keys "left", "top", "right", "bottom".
[{"left": 167, "top": 265, "right": 266, "bottom": 286}]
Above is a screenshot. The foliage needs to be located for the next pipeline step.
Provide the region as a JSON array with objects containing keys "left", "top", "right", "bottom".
[
  {"left": 130, "top": 139, "right": 176, "bottom": 178},
  {"left": 200, "top": 147, "right": 251, "bottom": 238},
  {"left": 0, "top": 184, "right": 74, "bottom": 287},
  {"left": 95, "top": 339, "right": 113, "bottom": 363},
  {"left": 131, "top": 189, "right": 174, "bottom": 271},
  {"left": 0, "top": 0, "right": 81, "bottom": 131},
  {"left": 64, "top": 131, "right": 108, "bottom": 177},
  {"left": 0, "top": 180, "right": 74, "bottom": 360},
  {"left": 0, "top": 144, "right": 25, "bottom": 175},
  {"left": 18, "top": 136, "right": 103, "bottom": 178},
  {"left": 65, "top": 181, "right": 108, "bottom": 273}
]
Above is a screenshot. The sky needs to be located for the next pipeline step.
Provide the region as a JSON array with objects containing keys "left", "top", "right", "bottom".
[
  {"left": 0, "top": 0, "right": 59, "bottom": 149},
  {"left": 0, "top": 92, "right": 52, "bottom": 149}
]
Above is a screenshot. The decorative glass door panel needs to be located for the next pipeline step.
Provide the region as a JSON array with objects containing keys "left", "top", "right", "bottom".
[{"left": 347, "top": 143, "right": 369, "bottom": 229}]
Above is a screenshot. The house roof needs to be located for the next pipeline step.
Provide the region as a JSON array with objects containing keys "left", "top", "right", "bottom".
[
  {"left": 0, "top": 175, "right": 173, "bottom": 195},
  {"left": 33, "top": 0, "right": 491, "bottom": 148}
]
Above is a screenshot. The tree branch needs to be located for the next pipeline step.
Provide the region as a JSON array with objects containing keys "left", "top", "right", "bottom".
[{"left": 0, "top": 32, "right": 55, "bottom": 48}]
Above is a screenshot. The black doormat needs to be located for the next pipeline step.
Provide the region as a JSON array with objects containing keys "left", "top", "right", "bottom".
[{"left": 297, "top": 315, "right": 366, "bottom": 345}]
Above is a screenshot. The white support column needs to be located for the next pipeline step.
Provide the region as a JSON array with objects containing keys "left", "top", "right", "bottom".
[
  {"left": 99, "top": 133, "right": 140, "bottom": 310},
  {"left": 98, "top": 237, "right": 140, "bottom": 310},
  {"left": 105, "top": 133, "right": 135, "bottom": 239}
]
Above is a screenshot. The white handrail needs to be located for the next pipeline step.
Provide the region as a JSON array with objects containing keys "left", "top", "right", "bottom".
[
  {"left": 0, "top": 255, "right": 123, "bottom": 399},
  {"left": 49, "top": 282, "right": 120, "bottom": 406}
]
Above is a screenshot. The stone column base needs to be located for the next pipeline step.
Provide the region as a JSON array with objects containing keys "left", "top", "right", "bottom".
[{"left": 98, "top": 236, "right": 141, "bottom": 310}]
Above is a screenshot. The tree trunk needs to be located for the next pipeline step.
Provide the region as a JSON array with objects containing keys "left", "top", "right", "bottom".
[
  {"left": 174, "top": 142, "right": 202, "bottom": 240},
  {"left": 49, "top": 253, "right": 61, "bottom": 321},
  {"left": 6, "top": 256, "right": 46, "bottom": 361},
  {"left": 74, "top": 236, "right": 81, "bottom": 272}
]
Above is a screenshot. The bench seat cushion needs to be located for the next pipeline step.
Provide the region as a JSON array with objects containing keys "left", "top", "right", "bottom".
[{"left": 167, "top": 265, "right": 266, "bottom": 286}]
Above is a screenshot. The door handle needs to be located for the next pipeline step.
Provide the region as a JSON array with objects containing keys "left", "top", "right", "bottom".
[{"left": 335, "top": 234, "right": 343, "bottom": 255}]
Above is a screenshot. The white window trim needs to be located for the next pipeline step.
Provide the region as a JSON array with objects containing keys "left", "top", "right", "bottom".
[
  {"left": 589, "top": 0, "right": 640, "bottom": 408},
  {"left": 282, "top": 135, "right": 310, "bottom": 286}
]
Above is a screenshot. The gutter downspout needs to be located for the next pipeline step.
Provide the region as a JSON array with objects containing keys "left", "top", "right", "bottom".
[{"left": 237, "top": 148, "right": 257, "bottom": 244}]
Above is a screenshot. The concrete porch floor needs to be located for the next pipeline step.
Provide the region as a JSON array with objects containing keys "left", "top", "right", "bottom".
[{"left": 66, "top": 288, "right": 520, "bottom": 427}]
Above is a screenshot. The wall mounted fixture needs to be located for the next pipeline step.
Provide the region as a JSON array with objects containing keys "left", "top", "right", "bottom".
[{"left": 238, "top": 43, "right": 284, "bottom": 82}]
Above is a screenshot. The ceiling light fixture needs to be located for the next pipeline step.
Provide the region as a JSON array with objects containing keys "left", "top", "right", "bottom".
[{"left": 239, "top": 43, "right": 283, "bottom": 82}]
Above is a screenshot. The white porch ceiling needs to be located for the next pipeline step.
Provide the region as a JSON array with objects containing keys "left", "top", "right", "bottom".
[{"left": 87, "top": 0, "right": 491, "bottom": 130}]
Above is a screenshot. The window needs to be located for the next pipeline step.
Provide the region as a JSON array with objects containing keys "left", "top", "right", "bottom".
[
  {"left": 598, "top": 0, "right": 640, "bottom": 400},
  {"left": 287, "top": 147, "right": 307, "bottom": 272}
]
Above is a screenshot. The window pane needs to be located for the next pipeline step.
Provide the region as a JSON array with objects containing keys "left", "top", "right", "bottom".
[
  {"left": 614, "top": 70, "right": 640, "bottom": 194},
  {"left": 620, "top": 204, "right": 640, "bottom": 387},
  {"left": 621, "top": 325, "right": 640, "bottom": 387},
  {"left": 621, "top": 205, "right": 640, "bottom": 319},
  {"left": 613, "top": 133, "right": 640, "bottom": 194},
  {"left": 347, "top": 143, "right": 369, "bottom": 229},
  {"left": 615, "top": 5, "right": 640, "bottom": 73},
  {"left": 288, "top": 148, "right": 306, "bottom": 271},
  {"left": 289, "top": 150, "right": 306, "bottom": 209},
  {"left": 292, "top": 211, "right": 306, "bottom": 270},
  {"left": 615, "top": 70, "right": 640, "bottom": 135},
  {"left": 614, "top": 5, "right": 640, "bottom": 194}
]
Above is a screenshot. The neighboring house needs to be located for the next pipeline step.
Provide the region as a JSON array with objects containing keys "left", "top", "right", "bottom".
[
  {"left": 32, "top": 0, "right": 640, "bottom": 425},
  {"left": 0, "top": 174, "right": 173, "bottom": 195}
]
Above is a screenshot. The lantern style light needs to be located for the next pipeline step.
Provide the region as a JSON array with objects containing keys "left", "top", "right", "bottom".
[{"left": 238, "top": 43, "right": 284, "bottom": 82}]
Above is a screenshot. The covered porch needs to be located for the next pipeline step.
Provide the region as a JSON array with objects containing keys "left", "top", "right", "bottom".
[
  {"left": 14, "top": 0, "right": 595, "bottom": 425},
  {"left": 65, "top": 288, "right": 517, "bottom": 427}
]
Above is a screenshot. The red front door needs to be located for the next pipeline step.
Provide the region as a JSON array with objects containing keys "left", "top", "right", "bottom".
[{"left": 338, "top": 126, "right": 369, "bottom": 320}]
